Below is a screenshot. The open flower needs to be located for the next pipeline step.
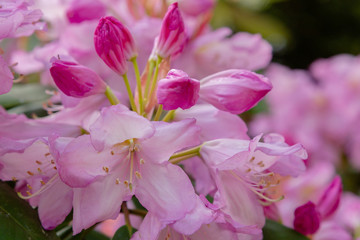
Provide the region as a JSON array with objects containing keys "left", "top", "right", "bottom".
[{"left": 57, "top": 104, "right": 201, "bottom": 233}]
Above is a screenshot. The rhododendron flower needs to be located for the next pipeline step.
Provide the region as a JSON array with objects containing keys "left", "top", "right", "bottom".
[
  {"left": 199, "top": 69, "right": 273, "bottom": 114},
  {"left": 157, "top": 69, "right": 200, "bottom": 110},
  {"left": 50, "top": 57, "right": 107, "bottom": 98},
  {"left": 293, "top": 201, "right": 321, "bottom": 235},
  {"left": 57, "top": 104, "right": 201, "bottom": 233},
  {"left": 94, "top": 16, "right": 137, "bottom": 75},
  {"left": 153, "top": 3, "right": 187, "bottom": 58}
]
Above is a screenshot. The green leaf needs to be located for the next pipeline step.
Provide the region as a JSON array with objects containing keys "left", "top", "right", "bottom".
[
  {"left": 112, "top": 226, "right": 137, "bottom": 240},
  {"left": 0, "top": 181, "right": 60, "bottom": 240},
  {"left": 263, "top": 219, "right": 310, "bottom": 240},
  {"left": 85, "top": 231, "right": 110, "bottom": 240}
]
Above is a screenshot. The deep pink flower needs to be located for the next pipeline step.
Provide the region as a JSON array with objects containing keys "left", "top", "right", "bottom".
[
  {"left": 154, "top": 3, "right": 187, "bottom": 58},
  {"left": 94, "top": 16, "right": 137, "bottom": 75},
  {"left": 0, "top": 56, "right": 14, "bottom": 95},
  {"left": 50, "top": 57, "right": 107, "bottom": 98},
  {"left": 199, "top": 69, "right": 272, "bottom": 114},
  {"left": 66, "top": 0, "right": 106, "bottom": 23},
  {"left": 157, "top": 69, "right": 200, "bottom": 110},
  {"left": 293, "top": 201, "right": 321, "bottom": 235},
  {"left": 57, "top": 104, "right": 201, "bottom": 233}
]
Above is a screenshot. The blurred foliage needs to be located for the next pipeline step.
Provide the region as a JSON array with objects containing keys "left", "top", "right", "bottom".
[{"left": 212, "top": 0, "right": 360, "bottom": 68}]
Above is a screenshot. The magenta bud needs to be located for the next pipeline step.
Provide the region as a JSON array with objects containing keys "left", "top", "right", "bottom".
[
  {"left": 66, "top": 0, "right": 106, "bottom": 23},
  {"left": 157, "top": 69, "right": 200, "bottom": 110},
  {"left": 293, "top": 201, "right": 321, "bottom": 235},
  {"left": 94, "top": 16, "right": 137, "bottom": 75},
  {"left": 50, "top": 57, "right": 107, "bottom": 98},
  {"left": 199, "top": 69, "right": 272, "bottom": 114},
  {"left": 317, "top": 176, "right": 342, "bottom": 219},
  {"left": 154, "top": 2, "right": 187, "bottom": 58}
]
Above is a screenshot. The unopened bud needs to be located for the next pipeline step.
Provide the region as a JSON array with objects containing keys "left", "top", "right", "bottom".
[
  {"left": 50, "top": 57, "right": 107, "bottom": 98},
  {"left": 293, "top": 201, "right": 321, "bottom": 235}
]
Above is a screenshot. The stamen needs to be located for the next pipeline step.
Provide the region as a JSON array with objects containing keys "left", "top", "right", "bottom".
[
  {"left": 50, "top": 159, "right": 55, "bottom": 164},
  {"left": 27, "top": 171, "right": 34, "bottom": 176},
  {"left": 26, "top": 191, "right": 32, "bottom": 196},
  {"left": 40, "top": 180, "right": 45, "bottom": 185},
  {"left": 37, "top": 168, "right": 42, "bottom": 173},
  {"left": 111, "top": 151, "right": 115, "bottom": 155},
  {"left": 250, "top": 156, "right": 255, "bottom": 162},
  {"left": 36, "top": 160, "right": 42, "bottom": 165},
  {"left": 124, "top": 180, "right": 129, "bottom": 188},
  {"left": 53, "top": 166, "right": 57, "bottom": 170},
  {"left": 27, "top": 184, "right": 32, "bottom": 189},
  {"left": 115, "top": 178, "right": 120, "bottom": 185},
  {"left": 135, "top": 171, "right": 142, "bottom": 179},
  {"left": 18, "top": 174, "right": 58, "bottom": 200},
  {"left": 102, "top": 166, "right": 109, "bottom": 173},
  {"left": 140, "top": 159, "right": 145, "bottom": 164},
  {"left": 12, "top": 177, "right": 17, "bottom": 181},
  {"left": 129, "top": 151, "right": 134, "bottom": 187},
  {"left": 44, "top": 153, "right": 51, "bottom": 157}
]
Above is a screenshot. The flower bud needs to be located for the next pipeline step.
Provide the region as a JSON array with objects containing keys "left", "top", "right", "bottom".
[
  {"left": 317, "top": 176, "right": 342, "bottom": 219},
  {"left": 154, "top": 2, "right": 187, "bottom": 58},
  {"left": 199, "top": 69, "right": 272, "bottom": 114},
  {"left": 94, "top": 16, "right": 137, "bottom": 75},
  {"left": 293, "top": 201, "right": 321, "bottom": 235},
  {"left": 157, "top": 69, "right": 200, "bottom": 110},
  {"left": 66, "top": 0, "right": 106, "bottom": 23},
  {"left": 50, "top": 57, "right": 107, "bottom": 98}
]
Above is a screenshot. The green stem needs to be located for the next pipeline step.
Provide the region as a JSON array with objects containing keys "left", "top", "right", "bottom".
[
  {"left": 144, "top": 60, "right": 155, "bottom": 100},
  {"left": 131, "top": 57, "right": 144, "bottom": 115},
  {"left": 147, "top": 56, "right": 162, "bottom": 104},
  {"left": 169, "top": 152, "right": 199, "bottom": 164},
  {"left": 162, "top": 110, "right": 175, "bottom": 122},
  {"left": 121, "top": 202, "right": 133, "bottom": 237},
  {"left": 122, "top": 74, "right": 138, "bottom": 113},
  {"left": 169, "top": 145, "right": 202, "bottom": 160},
  {"left": 104, "top": 86, "right": 120, "bottom": 105},
  {"left": 153, "top": 105, "right": 163, "bottom": 121},
  {"left": 128, "top": 208, "right": 147, "bottom": 217}
]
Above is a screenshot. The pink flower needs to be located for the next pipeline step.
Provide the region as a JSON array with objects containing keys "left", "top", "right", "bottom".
[
  {"left": 317, "top": 176, "right": 342, "bottom": 219},
  {"left": 57, "top": 104, "right": 201, "bottom": 233},
  {"left": 50, "top": 57, "right": 107, "bottom": 98},
  {"left": 0, "top": 56, "right": 14, "bottom": 95},
  {"left": 199, "top": 69, "right": 273, "bottom": 114},
  {"left": 66, "top": 0, "right": 106, "bottom": 23},
  {"left": 0, "top": 0, "right": 46, "bottom": 39},
  {"left": 154, "top": 3, "right": 187, "bottom": 58},
  {"left": 94, "top": 16, "right": 137, "bottom": 75},
  {"left": 178, "top": 0, "right": 215, "bottom": 16},
  {"left": 293, "top": 201, "right": 321, "bottom": 235},
  {"left": 157, "top": 69, "right": 200, "bottom": 110}
]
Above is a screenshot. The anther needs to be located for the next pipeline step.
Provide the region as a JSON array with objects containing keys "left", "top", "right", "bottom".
[
  {"left": 111, "top": 151, "right": 115, "bottom": 155},
  {"left": 53, "top": 166, "right": 57, "bottom": 170},
  {"left": 246, "top": 168, "right": 251, "bottom": 173},
  {"left": 135, "top": 171, "right": 142, "bottom": 179},
  {"left": 115, "top": 178, "right": 120, "bottom": 185},
  {"left": 50, "top": 159, "right": 55, "bottom": 164},
  {"left": 12, "top": 177, "right": 17, "bottom": 181},
  {"left": 36, "top": 160, "right": 42, "bottom": 165},
  {"left": 27, "top": 184, "right": 32, "bottom": 190},
  {"left": 102, "top": 166, "right": 109, "bottom": 173},
  {"left": 26, "top": 191, "right": 32, "bottom": 196},
  {"left": 37, "top": 168, "right": 42, "bottom": 173},
  {"left": 250, "top": 156, "right": 255, "bottom": 162},
  {"left": 124, "top": 180, "right": 129, "bottom": 188},
  {"left": 44, "top": 153, "right": 51, "bottom": 157},
  {"left": 140, "top": 159, "right": 145, "bottom": 164},
  {"left": 257, "top": 161, "right": 264, "bottom": 166},
  {"left": 27, "top": 171, "right": 34, "bottom": 176},
  {"left": 40, "top": 180, "right": 45, "bottom": 185}
]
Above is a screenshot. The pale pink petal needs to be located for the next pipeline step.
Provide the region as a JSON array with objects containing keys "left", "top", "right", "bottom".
[
  {"left": 90, "top": 105, "right": 155, "bottom": 151},
  {"left": 0, "top": 55, "right": 14, "bottom": 95},
  {"left": 38, "top": 177, "right": 73, "bottom": 230},
  {"left": 135, "top": 162, "right": 197, "bottom": 221},
  {"left": 316, "top": 176, "right": 342, "bottom": 219},
  {"left": 72, "top": 168, "right": 131, "bottom": 234},
  {"left": 140, "top": 118, "right": 200, "bottom": 164},
  {"left": 57, "top": 135, "right": 123, "bottom": 187},
  {"left": 131, "top": 213, "right": 164, "bottom": 240}
]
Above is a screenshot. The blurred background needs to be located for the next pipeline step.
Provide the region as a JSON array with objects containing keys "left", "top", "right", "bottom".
[{"left": 211, "top": 0, "right": 360, "bottom": 68}]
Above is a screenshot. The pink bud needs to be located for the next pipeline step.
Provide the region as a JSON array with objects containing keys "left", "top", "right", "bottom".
[
  {"left": 94, "top": 16, "right": 137, "bottom": 75},
  {"left": 157, "top": 69, "right": 200, "bottom": 110},
  {"left": 66, "top": 0, "right": 106, "bottom": 23},
  {"left": 317, "top": 176, "right": 342, "bottom": 219},
  {"left": 199, "top": 69, "right": 272, "bottom": 114},
  {"left": 50, "top": 57, "right": 107, "bottom": 98},
  {"left": 154, "top": 2, "right": 187, "bottom": 58},
  {"left": 293, "top": 201, "right": 321, "bottom": 235}
]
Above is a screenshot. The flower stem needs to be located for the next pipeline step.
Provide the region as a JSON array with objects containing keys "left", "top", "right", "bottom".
[
  {"left": 169, "top": 153, "right": 199, "bottom": 164},
  {"left": 131, "top": 57, "right": 144, "bottom": 115},
  {"left": 128, "top": 209, "right": 147, "bottom": 217},
  {"left": 104, "top": 86, "right": 120, "bottom": 105},
  {"left": 147, "top": 56, "right": 162, "bottom": 104},
  {"left": 122, "top": 73, "right": 138, "bottom": 113},
  {"left": 153, "top": 105, "right": 163, "bottom": 121},
  {"left": 121, "top": 202, "right": 133, "bottom": 237},
  {"left": 162, "top": 110, "right": 175, "bottom": 122},
  {"left": 169, "top": 145, "right": 202, "bottom": 162},
  {"left": 144, "top": 60, "right": 155, "bottom": 100}
]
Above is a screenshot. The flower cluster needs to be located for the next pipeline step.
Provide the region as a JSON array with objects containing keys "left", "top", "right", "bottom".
[{"left": 2, "top": 1, "right": 357, "bottom": 240}]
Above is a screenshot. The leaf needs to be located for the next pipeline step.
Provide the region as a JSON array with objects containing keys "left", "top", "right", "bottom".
[
  {"left": 263, "top": 219, "right": 310, "bottom": 240},
  {"left": 0, "top": 181, "right": 60, "bottom": 240},
  {"left": 112, "top": 226, "right": 137, "bottom": 240},
  {"left": 85, "top": 231, "right": 110, "bottom": 240}
]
